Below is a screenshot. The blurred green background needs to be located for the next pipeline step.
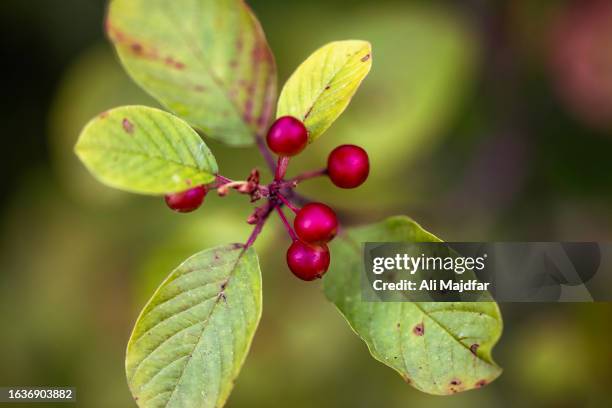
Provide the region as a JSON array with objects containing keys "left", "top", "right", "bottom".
[{"left": 1, "top": 0, "right": 612, "bottom": 407}]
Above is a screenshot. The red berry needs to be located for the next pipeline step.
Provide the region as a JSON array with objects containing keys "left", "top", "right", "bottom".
[
  {"left": 286, "top": 241, "right": 330, "bottom": 281},
  {"left": 164, "top": 186, "right": 207, "bottom": 213},
  {"left": 294, "top": 202, "right": 338, "bottom": 244},
  {"left": 327, "top": 144, "right": 370, "bottom": 188},
  {"left": 266, "top": 116, "right": 308, "bottom": 156}
]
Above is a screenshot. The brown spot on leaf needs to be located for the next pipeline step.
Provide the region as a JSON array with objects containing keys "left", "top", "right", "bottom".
[
  {"left": 251, "top": 41, "right": 269, "bottom": 62},
  {"left": 361, "top": 53, "right": 371, "bottom": 62},
  {"left": 475, "top": 379, "right": 488, "bottom": 388},
  {"left": 325, "top": 85, "right": 331, "bottom": 90},
  {"left": 413, "top": 323, "right": 425, "bottom": 336},
  {"left": 122, "top": 118, "right": 134, "bottom": 134},
  {"left": 396, "top": 322, "right": 401, "bottom": 328},
  {"left": 450, "top": 379, "right": 461, "bottom": 386},
  {"left": 131, "top": 43, "right": 143, "bottom": 54},
  {"left": 164, "top": 57, "right": 185, "bottom": 70},
  {"left": 105, "top": 21, "right": 125, "bottom": 41},
  {"left": 193, "top": 85, "right": 206, "bottom": 93},
  {"left": 470, "top": 343, "right": 479, "bottom": 355},
  {"left": 402, "top": 374, "right": 411, "bottom": 384},
  {"left": 99, "top": 111, "right": 109, "bottom": 119}
]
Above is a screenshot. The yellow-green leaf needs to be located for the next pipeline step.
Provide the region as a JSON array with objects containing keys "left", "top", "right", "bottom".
[
  {"left": 75, "top": 106, "right": 218, "bottom": 195},
  {"left": 324, "top": 216, "right": 503, "bottom": 395},
  {"left": 277, "top": 40, "right": 372, "bottom": 142},
  {"left": 126, "top": 244, "right": 262, "bottom": 408},
  {"left": 106, "top": 0, "right": 277, "bottom": 146}
]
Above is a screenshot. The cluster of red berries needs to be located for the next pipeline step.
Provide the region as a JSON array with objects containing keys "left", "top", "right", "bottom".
[
  {"left": 267, "top": 116, "right": 369, "bottom": 280},
  {"left": 163, "top": 115, "right": 369, "bottom": 281}
]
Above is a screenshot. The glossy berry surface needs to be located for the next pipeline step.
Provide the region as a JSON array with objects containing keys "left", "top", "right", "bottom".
[
  {"left": 266, "top": 116, "right": 308, "bottom": 156},
  {"left": 327, "top": 144, "right": 370, "bottom": 188},
  {"left": 294, "top": 202, "right": 338, "bottom": 244},
  {"left": 286, "top": 241, "right": 330, "bottom": 281},
  {"left": 164, "top": 186, "right": 207, "bottom": 213}
]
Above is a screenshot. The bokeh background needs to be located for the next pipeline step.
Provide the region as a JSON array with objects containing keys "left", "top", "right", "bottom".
[{"left": 1, "top": 0, "right": 612, "bottom": 407}]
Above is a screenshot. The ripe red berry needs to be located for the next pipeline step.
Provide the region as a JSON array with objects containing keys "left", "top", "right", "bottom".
[
  {"left": 164, "top": 186, "right": 207, "bottom": 213},
  {"left": 266, "top": 116, "right": 308, "bottom": 156},
  {"left": 286, "top": 241, "right": 330, "bottom": 281},
  {"left": 327, "top": 144, "right": 370, "bottom": 188},
  {"left": 294, "top": 202, "right": 338, "bottom": 244}
]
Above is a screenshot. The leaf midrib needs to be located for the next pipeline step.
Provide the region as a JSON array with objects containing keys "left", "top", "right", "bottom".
[
  {"left": 299, "top": 45, "right": 367, "bottom": 122},
  {"left": 75, "top": 143, "right": 213, "bottom": 175},
  {"left": 162, "top": 248, "right": 247, "bottom": 408}
]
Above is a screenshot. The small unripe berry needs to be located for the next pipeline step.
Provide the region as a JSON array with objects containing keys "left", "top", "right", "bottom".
[
  {"left": 286, "top": 241, "right": 330, "bottom": 281},
  {"left": 164, "top": 186, "right": 207, "bottom": 213},
  {"left": 327, "top": 144, "right": 370, "bottom": 188},
  {"left": 294, "top": 202, "right": 338, "bottom": 244},
  {"left": 266, "top": 116, "right": 308, "bottom": 156}
]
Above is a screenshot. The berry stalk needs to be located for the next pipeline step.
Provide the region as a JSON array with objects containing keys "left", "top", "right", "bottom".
[
  {"left": 275, "top": 156, "right": 290, "bottom": 181},
  {"left": 275, "top": 205, "right": 298, "bottom": 241},
  {"left": 276, "top": 193, "right": 299, "bottom": 213},
  {"left": 288, "top": 168, "right": 327, "bottom": 185}
]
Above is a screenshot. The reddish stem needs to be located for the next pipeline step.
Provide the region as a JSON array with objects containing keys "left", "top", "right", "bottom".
[
  {"left": 275, "top": 156, "right": 290, "bottom": 181},
  {"left": 215, "top": 174, "right": 233, "bottom": 183},
  {"left": 293, "top": 168, "right": 327, "bottom": 183},
  {"left": 277, "top": 193, "right": 299, "bottom": 213},
  {"left": 278, "top": 168, "right": 327, "bottom": 189},
  {"left": 256, "top": 134, "right": 276, "bottom": 174},
  {"left": 213, "top": 174, "right": 235, "bottom": 189},
  {"left": 275, "top": 206, "right": 298, "bottom": 241},
  {"left": 244, "top": 202, "right": 274, "bottom": 248}
]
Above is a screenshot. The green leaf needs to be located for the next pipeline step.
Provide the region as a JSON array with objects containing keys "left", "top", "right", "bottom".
[
  {"left": 324, "top": 216, "right": 502, "bottom": 395},
  {"left": 276, "top": 40, "right": 372, "bottom": 142},
  {"left": 126, "top": 244, "right": 262, "bottom": 408},
  {"left": 106, "top": 0, "right": 277, "bottom": 146},
  {"left": 75, "top": 105, "right": 218, "bottom": 195}
]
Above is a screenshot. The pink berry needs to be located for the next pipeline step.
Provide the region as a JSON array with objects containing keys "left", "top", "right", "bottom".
[
  {"left": 327, "top": 144, "right": 370, "bottom": 188},
  {"left": 286, "top": 241, "right": 330, "bottom": 281},
  {"left": 266, "top": 116, "right": 308, "bottom": 156},
  {"left": 294, "top": 202, "right": 338, "bottom": 244},
  {"left": 164, "top": 186, "right": 207, "bottom": 213}
]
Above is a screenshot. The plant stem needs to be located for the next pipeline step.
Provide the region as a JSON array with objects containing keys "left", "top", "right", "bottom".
[
  {"left": 275, "top": 156, "right": 290, "bottom": 181},
  {"left": 244, "top": 202, "right": 274, "bottom": 248},
  {"left": 278, "top": 168, "right": 327, "bottom": 189},
  {"left": 276, "top": 193, "right": 299, "bottom": 213},
  {"left": 255, "top": 133, "right": 276, "bottom": 174},
  {"left": 292, "top": 168, "right": 327, "bottom": 183},
  {"left": 215, "top": 174, "right": 233, "bottom": 183},
  {"left": 275, "top": 205, "right": 297, "bottom": 241},
  {"left": 213, "top": 174, "right": 235, "bottom": 188}
]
